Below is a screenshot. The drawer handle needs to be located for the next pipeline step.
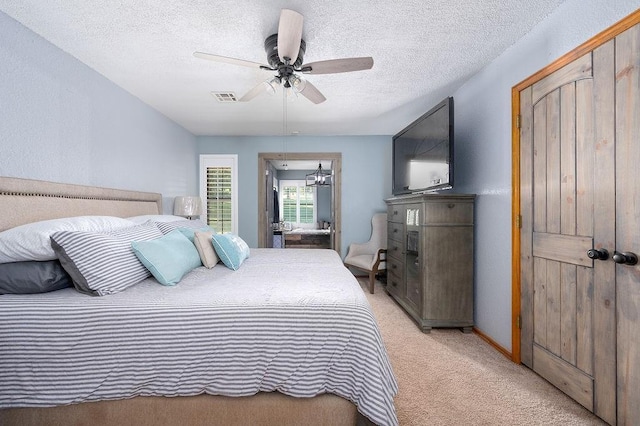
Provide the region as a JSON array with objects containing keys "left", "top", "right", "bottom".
[
  {"left": 448, "top": 203, "right": 455, "bottom": 208},
  {"left": 393, "top": 229, "right": 398, "bottom": 233},
  {"left": 391, "top": 281, "right": 397, "bottom": 287}
]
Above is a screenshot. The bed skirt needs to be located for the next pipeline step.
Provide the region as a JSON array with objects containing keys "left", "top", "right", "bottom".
[{"left": 0, "top": 392, "right": 367, "bottom": 426}]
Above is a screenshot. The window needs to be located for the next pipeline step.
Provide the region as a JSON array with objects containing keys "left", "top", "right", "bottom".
[
  {"left": 199, "top": 155, "right": 238, "bottom": 234},
  {"left": 279, "top": 180, "right": 316, "bottom": 228}
]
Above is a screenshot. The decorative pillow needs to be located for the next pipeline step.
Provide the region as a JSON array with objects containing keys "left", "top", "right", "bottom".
[
  {"left": 154, "top": 219, "right": 210, "bottom": 235},
  {"left": 0, "top": 216, "right": 136, "bottom": 264},
  {"left": 50, "top": 223, "right": 163, "bottom": 296},
  {"left": 193, "top": 230, "right": 219, "bottom": 269},
  {"left": 131, "top": 230, "right": 202, "bottom": 286},
  {"left": 0, "top": 260, "right": 72, "bottom": 294},
  {"left": 212, "top": 233, "right": 250, "bottom": 271},
  {"left": 126, "top": 214, "right": 186, "bottom": 225}
]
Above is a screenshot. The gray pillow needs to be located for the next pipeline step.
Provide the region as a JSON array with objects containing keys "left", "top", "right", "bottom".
[
  {"left": 51, "top": 223, "right": 163, "bottom": 296},
  {"left": 0, "top": 260, "right": 72, "bottom": 294}
]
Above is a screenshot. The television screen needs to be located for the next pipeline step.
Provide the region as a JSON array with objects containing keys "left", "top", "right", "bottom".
[{"left": 392, "top": 97, "right": 453, "bottom": 195}]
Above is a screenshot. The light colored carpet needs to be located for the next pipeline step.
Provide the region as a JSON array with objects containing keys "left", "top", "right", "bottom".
[{"left": 359, "top": 278, "right": 606, "bottom": 426}]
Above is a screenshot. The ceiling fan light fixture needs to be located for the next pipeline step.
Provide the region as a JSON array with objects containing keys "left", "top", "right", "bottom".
[
  {"left": 266, "top": 77, "right": 279, "bottom": 95},
  {"left": 285, "top": 86, "right": 299, "bottom": 102},
  {"left": 290, "top": 75, "right": 307, "bottom": 94}
]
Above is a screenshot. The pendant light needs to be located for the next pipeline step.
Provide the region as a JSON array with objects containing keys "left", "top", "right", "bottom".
[{"left": 306, "top": 162, "right": 331, "bottom": 187}]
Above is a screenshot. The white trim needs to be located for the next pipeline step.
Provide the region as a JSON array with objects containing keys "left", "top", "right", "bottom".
[{"left": 199, "top": 154, "right": 238, "bottom": 235}]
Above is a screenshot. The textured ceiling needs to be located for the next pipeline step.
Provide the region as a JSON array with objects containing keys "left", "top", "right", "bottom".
[{"left": 0, "top": 0, "right": 566, "bottom": 136}]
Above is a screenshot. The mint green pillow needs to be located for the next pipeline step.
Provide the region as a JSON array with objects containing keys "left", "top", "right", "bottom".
[
  {"left": 131, "top": 230, "right": 202, "bottom": 286},
  {"left": 211, "top": 233, "right": 250, "bottom": 271},
  {"left": 177, "top": 226, "right": 212, "bottom": 243}
]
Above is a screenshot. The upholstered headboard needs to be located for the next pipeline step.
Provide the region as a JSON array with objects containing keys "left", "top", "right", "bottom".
[{"left": 0, "top": 177, "right": 163, "bottom": 232}]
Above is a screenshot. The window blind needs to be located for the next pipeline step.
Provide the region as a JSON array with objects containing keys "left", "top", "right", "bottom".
[{"left": 206, "top": 166, "right": 232, "bottom": 233}]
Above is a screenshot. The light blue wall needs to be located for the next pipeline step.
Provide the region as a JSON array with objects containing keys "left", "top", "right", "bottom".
[
  {"left": 197, "top": 136, "right": 392, "bottom": 255},
  {"left": 0, "top": 11, "right": 197, "bottom": 211},
  {"left": 452, "top": 0, "right": 639, "bottom": 350}
]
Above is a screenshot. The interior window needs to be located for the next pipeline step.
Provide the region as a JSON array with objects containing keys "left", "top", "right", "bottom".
[{"left": 279, "top": 180, "right": 316, "bottom": 229}]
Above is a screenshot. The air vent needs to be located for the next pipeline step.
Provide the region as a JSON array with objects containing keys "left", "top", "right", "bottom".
[{"left": 211, "top": 92, "right": 238, "bottom": 102}]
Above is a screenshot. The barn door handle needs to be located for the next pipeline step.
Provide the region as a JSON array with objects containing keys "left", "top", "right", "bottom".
[
  {"left": 613, "top": 251, "right": 638, "bottom": 265},
  {"left": 587, "top": 248, "right": 609, "bottom": 261}
]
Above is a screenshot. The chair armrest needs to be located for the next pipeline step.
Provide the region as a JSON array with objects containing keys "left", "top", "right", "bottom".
[
  {"left": 372, "top": 249, "right": 387, "bottom": 270},
  {"left": 346, "top": 241, "right": 376, "bottom": 257}
]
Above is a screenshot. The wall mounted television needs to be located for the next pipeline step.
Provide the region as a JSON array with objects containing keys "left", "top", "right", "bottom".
[{"left": 392, "top": 97, "right": 454, "bottom": 195}]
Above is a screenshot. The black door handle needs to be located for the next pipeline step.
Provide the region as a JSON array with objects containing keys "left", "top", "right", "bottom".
[
  {"left": 587, "top": 248, "right": 609, "bottom": 261},
  {"left": 613, "top": 251, "right": 638, "bottom": 265}
]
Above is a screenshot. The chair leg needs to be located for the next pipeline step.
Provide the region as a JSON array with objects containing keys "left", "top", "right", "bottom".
[{"left": 368, "top": 272, "right": 375, "bottom": 294}]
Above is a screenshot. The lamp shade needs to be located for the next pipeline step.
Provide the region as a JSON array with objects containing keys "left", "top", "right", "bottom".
[{"left": 173, "top": 196, "right": 203, "bottom": 218}]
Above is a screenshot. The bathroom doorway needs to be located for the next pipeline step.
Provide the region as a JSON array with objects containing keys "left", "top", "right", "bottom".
[{"left": 257, "top": 152, "right": 342, "bottom": 255}]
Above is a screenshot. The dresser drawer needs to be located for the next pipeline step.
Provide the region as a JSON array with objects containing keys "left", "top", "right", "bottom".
[
  {"left": 386, "top": 257, "right": 405, "bottom": 298},
  {"left": 423, "top": 202, "right": 474, "bottom": 225},
  {"left": 387, "top": 222, "right": 404, "bottom": 243},
  {"left": 386, "top": 257, "right": 403, "bottom": 280},
  {"left": 387, "top": 204, "right": 403, "bottom": 223},
  {"left": 387, "top": 237, "right": 403, "bottom": 259}
]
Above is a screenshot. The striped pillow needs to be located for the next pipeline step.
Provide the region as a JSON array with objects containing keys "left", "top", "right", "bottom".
[
  {"left": 50, "top": 223, "right": 163, "bottom": 296},
  {"left": 154, "top": 219, "right": 210, "bottom": 235}
]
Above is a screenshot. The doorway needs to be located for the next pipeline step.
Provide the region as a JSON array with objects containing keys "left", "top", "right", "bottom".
[{"left": 257, "top": 152, "right": 342, "bottom": 255}]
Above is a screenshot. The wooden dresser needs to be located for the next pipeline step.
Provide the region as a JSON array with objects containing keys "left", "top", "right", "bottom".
[{"left": 385, "top": 193, "right": 475, "bottom": 333}]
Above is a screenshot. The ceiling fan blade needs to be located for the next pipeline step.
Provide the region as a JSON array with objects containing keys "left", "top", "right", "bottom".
[
  {"left": 193, "top": 52, "right": 268, "bottom": 69},
  {"left": 239, "top": 81, "right": 274, "bottom": 102},
  {"left": 297, "top": 80, "right": 326, "bottom": 104},
  {"left": 277, "top": 9, "right": 303, "bottom": 63},
  {"left": 301, "top": 57, "right": 374, "bottom": 75}
]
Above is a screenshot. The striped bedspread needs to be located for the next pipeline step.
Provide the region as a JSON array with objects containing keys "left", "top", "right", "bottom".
[{"left": 0, "top": 249, "right": 398, "bottom": 426}]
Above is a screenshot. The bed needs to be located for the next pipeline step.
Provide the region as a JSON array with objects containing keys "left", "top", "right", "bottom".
[{"left": 0, "top": 177, "right": 398, "bottom": 426}]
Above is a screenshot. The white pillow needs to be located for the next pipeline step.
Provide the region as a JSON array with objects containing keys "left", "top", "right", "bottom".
[
  {"left": 0, "top": 216, "right": 136, "bottom": 263},
  {"left": 126, "top": 214, "right": 186, "bottom": 225},
  {"left": 193, "top": 230, "right": 220, "bottom": 268}
]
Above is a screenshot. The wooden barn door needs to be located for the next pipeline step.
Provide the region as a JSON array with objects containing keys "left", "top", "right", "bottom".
[
  {"left": 519, "top": 20, "right": 640, "bottom": 425},
  {"left": 520, "top": 47, "right": 616, "bottom": 423},
  {"left": 614, "top": 23, "right": 640, "bottom": 425}
]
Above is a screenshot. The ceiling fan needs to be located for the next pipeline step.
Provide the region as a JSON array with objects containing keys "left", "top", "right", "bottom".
[{"left": 194, "top": 9, "right": 373, "bottom": 104}]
